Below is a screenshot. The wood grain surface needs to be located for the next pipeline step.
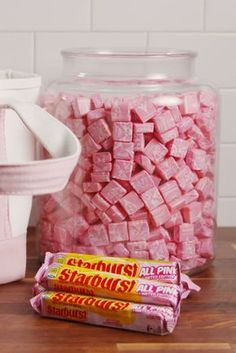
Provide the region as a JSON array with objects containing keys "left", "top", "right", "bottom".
[{"left": 0, "top": 227, "right": 236, "bottom": 353}]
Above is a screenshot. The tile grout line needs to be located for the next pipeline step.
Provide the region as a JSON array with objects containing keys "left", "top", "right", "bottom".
[{"left": 1, "top": 30, "right": 236, "bottom": 34}]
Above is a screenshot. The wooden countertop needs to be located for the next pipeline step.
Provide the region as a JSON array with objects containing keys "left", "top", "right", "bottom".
[{"left": 0, "top": 227, "right": 236, "bottom": 353}]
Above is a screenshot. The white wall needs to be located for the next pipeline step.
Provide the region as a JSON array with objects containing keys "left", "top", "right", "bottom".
[{"left": 0, "top": 0, "right": 235, "bottom": 226}]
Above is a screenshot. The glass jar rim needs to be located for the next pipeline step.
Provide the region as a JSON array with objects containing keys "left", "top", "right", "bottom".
[{"left": 61, "top": 47, "right": 197, "bottom": 59}]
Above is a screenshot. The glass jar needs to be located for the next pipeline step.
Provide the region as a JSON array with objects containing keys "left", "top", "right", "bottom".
[{"left": 38, "top": 48, "right": 218, "bottom": 274}]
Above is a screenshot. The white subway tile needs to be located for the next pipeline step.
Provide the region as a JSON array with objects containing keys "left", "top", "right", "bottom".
[
  {"left": 92, "top": 0, "right": 204, "bottom": 31},
  {"left": 206, "top": 0, "right": 236, "bottom": 31},
  {"left": 0, "top": 33, "right": 33, "bottom": 72},
  {"left": 0, "top": 0, "right": 90, "bottom": 31},
  {"left": 220, "top": 90, "right": 236, "bottom": 143},
  {"left": 35, "top": 32, "right": 147, "bottom": 86},
  {"left": 218, "top": 145, "right": 236, "bottom": 197},
  {"left": 217, "top": 198, "right": 236, "bottom": 227},
  {"left": 149, "top": 33, "right": 236, "bottom": 88}
]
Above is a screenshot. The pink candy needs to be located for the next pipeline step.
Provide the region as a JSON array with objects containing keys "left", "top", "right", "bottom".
[
  {"left": 113, "top": 122, "right": 133, "bottom": 142},
  {"left": 128, "top": 220, "right": 149, "bottom": 241},
  {"left": 101, "top": 180, "right": 126, "bottom": 204},
  {"left": 130, "top": 170, "right": 155, "bottom": 194},
  {"left": 119, "top": 191, "right": 144, "bottom": 215},
  {"left": 108, "top": 222, "right": 129, "bottom": 242},
  {"left": 144, "top": 138, "right": 168, "bottom": 164},
  {"left": 40, "top": 91, "right": 217, "bottom": 271},
  {"left": 141, "top": 187, "right": 164, "bottom": 211}
]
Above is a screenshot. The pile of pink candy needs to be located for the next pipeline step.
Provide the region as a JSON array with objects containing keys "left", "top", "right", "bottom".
[{"left": 39, "top": 89, "right": 217, "bottom": 271}]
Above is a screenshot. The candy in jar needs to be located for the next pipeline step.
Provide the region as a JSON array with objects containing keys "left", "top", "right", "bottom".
[{"left": 38, "top": 48, "right": 218, "bottom": 274}]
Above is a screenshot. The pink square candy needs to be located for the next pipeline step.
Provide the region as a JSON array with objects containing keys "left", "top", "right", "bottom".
[
  {"left": 83, "top": 182, "right": 102, "bottom": 193},
  {"left": 169, "top": 106, "right": 182, "bottom": 123},
  {"left": 198, "top": 239, "right": 214, "bottom": 258},
  {"left": 168, "top": 195, "right": 186, "bottom": 212},
  {"left": 132, "top": 100, "right": 156, "bottom": 123},
  {"left": 67, "top": 118, "right": 86, "bottom": 138},
  {"left": 66, "top": 215, "right": 89, "bottom": 237},
  {"left": 106, "top": 205, "right": 126, "bottom": 222},
  {"left": 187, "top": 124, "right": 204, "bottom": 141},
  {"left": 177, "top": 117, "right": 194, "bottom": 134},
  {"left": 148, "top": 239, "right": 169, "bottom": 260},
  {"left": 101, "top": 180, "right": 127, "bottom": 204},
  {"left": 93, "top": 162, "right": 112, "bottom": 172},
  {"left": 102, "top": 136, "right": 113, "bottom": 150},
  {"left": 157, "top": 127, "right": 179, "bottom": 145},
  {"left": 72, "top": 96, "right": 91, "bottom": 118},
  {"left": 119, "top": 191, "right": 144, "bottom": 215},
  {"left": 184, "top": 189, "right": 199, "bottom": 205},
  {"left": 182, "top": 201, "right": 202, "bottom": 223},
  {"left": 169, "top": 138, "right": 189, "bottom": 159},
  {"left": 177, "top": 240, "right": 196, "bottom": 260},
  {"left": 78, "top": 156, "right": 92, "bottom": 171},
  {"left": 91, "top": 94, "right": 103, "bottom": 109},
  {"left": 152, "top": 175, "right": 161, "bottom": 187},
  {"left": 55, "top": 99, "right": 72, "bottom": 122},
  {"left": 128, "top": 220, "right": 149, "bottom": 241},
  {"left": 174, "top": 223, "right": 194, "bottom": 242},
  {"left": 174, "top": 165, "right": 194, "bottom": 192},
  {"left": 112, "top": 159, "right": 133, "bottom": 181},
  {"left": 91, "top": 172, "right": 110, "bottom": 183},
  {"left": 151, "top": 204, "right": 171, "bottom": 227},
  {"left": 186, "top": 149, "right": 207, "bottom": 171},
  {"left": 199, "top": 90, "right": 216, "bottom": 107},
  {"left": 87, "top": 224, "right": 109, "bottom": 246},
  {"left": 133, "top": 133, "right": 145, "bottom": 152},
  {"left": 154, "top": 110, "right": 175, "bottom": 133},
  {"left": 141, "top": 187, "right": 164, "bottom": 211},
  {"left": 113, "top": 122, "right": 133, "bottom": 142},
  {"left": 113, "top": 243, "right": 130, "bottom": 257},
  {"left": 93, "top": 152, "right": 112, "bottom": 163},
  {"left": 159, "top": 180, "right": 182, "bottom": 204},
  {"left": 111, "top": 100, "right": 131, "bottom": 122},
  {"left": 91, "top": 193, "right": 110, "bottom": 211},
  {"left": 134, "top": 123, "right": 154, "bottom": 134},
  {"left": 195, "top": 177, "right": 213, "bottom": 200},
  {"left": 73, "top": 168, "right": 88, "bottom": 185},
  {"left": 87, "top": 108, "right": 106, "bottom": 125},
  {"left": 135, "top": 154, "right": 155, "bottom": 174},
  {"left": 88, "top": 119, "right": 111, "bottom": 144},
  {"left": 80, "top": 134, "right": 101, "bottom": 156},
  {"left": 202, "top": 199, "right": 215, "bottom": 218},
  {"left": 143, "top": 138, "right": 168, "bottom": 164},
  {"left": 108, "top": 222, "right": 129, "bottom": 242},
  {"left": 156, "top": 157, "right": 179, "bottom": 181},
  {"left": 130, "top": 170, "right": 155, "bottom": 194},
  {"left": 181, "top": 92, "right": 200, "bottom": 115},
  {"left": 165, "top": 211, "right": 183, "bottom": 229},
  {"left": 113, "top": 141, "right": 134, "bottom": 160}
]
